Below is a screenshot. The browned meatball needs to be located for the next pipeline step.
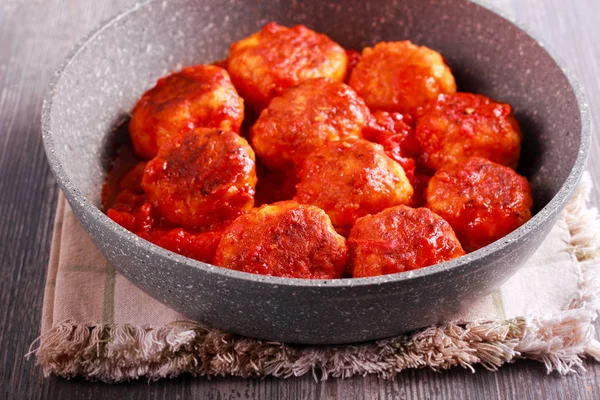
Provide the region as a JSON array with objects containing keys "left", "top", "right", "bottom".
[
  {"left": 214, "top": 201, "right": 347, "bottom": 279},
  {"left": 349, "top": 41, "right": 456, "bottom": 116},
  {"left": 129, "top": 65, "right": 244, "bottom": 159},
  {"left": 294, "top": 140, "right": 413, "bottom": 236},
  {"left": 227, "top": 22, "right": 348, "bottom": 111},
  {"left": 142, "top": 128, "right": 257, "bottom": 230},
  {"left": 416, "top": 93, "right": 522, "bottom": 170},
  {"left": 426, "top": 157, "right": 533, "bottom": 252},
  {"left": 348, "top": 205, "right": 465, "bottom": 277},
  {"left": 251, "top": 78, "right": 371, "bottom": 170}
]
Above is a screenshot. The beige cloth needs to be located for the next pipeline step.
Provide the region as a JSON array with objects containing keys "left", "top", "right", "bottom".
[{"left": 31, "top": 173, "right": 600, "bottom": 382}]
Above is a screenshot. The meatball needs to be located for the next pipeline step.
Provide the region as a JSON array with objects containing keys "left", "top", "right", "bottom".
[
  {"left": 416, "top": 93, "right": 522, "bottom": 170},
  {"left": 348, "top": 205, "right": 465, "bottom": 278},
  {"left": 142, "top": 128, "right": 257, "bottom": 230},
  {"left": 426, "top": 157, "right": 533, "bottom": 252},
  {"left": 251, "top": 78, "right": 370, "bottom": 170},
  {"left": 349, "top": 41, "right": 456, "bottom": 116},
  {"left": 227, "top": 22, "right": 348, "bottom": 111},
  {"left": 294, "top": 140, "right": 413, "bottom": 236},
  {"left": 214, "top": 201, "right": 347, "bottom": 279},
  {"left": 129, "top": 65, "right": 244, "bottom": 159}
]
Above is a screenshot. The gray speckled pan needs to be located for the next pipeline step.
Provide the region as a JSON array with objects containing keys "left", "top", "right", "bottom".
[{"left": 42, "top": 0, "right": 590, "bottom": 344}]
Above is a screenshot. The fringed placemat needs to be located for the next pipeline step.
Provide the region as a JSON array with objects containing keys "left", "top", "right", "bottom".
[{"left": 29, "top": 173, "right": 600, "bottom": 382}]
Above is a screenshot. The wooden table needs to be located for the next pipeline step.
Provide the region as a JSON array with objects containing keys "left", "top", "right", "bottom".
[{"left": 1, "top": 0, "right": 599, "bottom": 398}]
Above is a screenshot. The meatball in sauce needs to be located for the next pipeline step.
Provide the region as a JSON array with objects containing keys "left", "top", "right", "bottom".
[
  {"left": 426, "top": 157, "right": 533, "bottom": 252},
  {"left": 416, "top": 93, "right": 522, "bottom": 171},
  {"left": 348, "top": 205, "right": 464, "bottom": 277},
  {"left": 294, "top": 139, "right": 413, "bottom": 236},
  {"left": 129, "top": 65, "right": 244, "bottom": 159},
  {"left": 214, "top": 201, "right": 347, "bottom": 279},
  {"left": 227, "top": 22, "right": 348, "bottom": 111},
  {"left": 142, "top": 128, "right": 257, "bottom": 230},
  {"left": 251, "top": 77, "right": 370, "bottom": 170},
  {"left": 349, "top": 41, "right": 456, "bottom": 117}
]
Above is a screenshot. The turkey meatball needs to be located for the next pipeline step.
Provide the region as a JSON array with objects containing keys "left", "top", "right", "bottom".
[
  {"left": 349, "top": 41, "right": 456, "bottom": 116},
  {"left": 142, "top": 128, "right": 257, "bottom": 230},
  {"left": 214, "top": 201, "right": 347, "bottom": 279},
  {"left": 426, "top": 157, "right": 533, "bottom": 252},
  {"left": 251, "top": 78, "right": 370, "bottom": 170},
  {"left": 294, "top": 139, "right": 413, "bottom": 236},
  {"left": 416, "top": 93, "right": 522, "bottom": 170},
  {"left": 348, "top": 205, "right": 465, "bottom": 277},
  {"left": 129, "top": 64, "right": 244, "bottom": 159},
  {"left": 227, "top": 22, "right": 348, "bottom": 111}
]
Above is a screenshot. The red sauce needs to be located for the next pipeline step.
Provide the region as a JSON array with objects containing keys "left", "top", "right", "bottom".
[
  {"left": 103, "top": 130, "right": 226, "bottom": 264},
  {"left": 344, "top": 49, "right": 361, "bottom": 82}
]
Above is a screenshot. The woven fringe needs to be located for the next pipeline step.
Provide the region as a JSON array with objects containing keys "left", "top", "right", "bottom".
[
  {"left": 30, "top": 319, "right": 524, "bottom": 382},
  {"left": 29, "top": 173, "right": 600, "bottom": 382}
]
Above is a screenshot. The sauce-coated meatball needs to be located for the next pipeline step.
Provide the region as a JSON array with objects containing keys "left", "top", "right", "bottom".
[
  {"left": 349, "top": 41, "right": 456, "bottom": 116},
  {"left": 251, "top": 78, "right": 370, "bottom": 170},
  {"left": 214, "top": 201, "right": 347, "bottom": 279},
  {"left": 142, "top": 128, "right": 257, "bottom": 230},
  {"left": 129, "top": 65, "right": 244, "bottom": 159},
  {"left": 294, "top": 140, "right": 413, "bottom": 236},
  {"left": 416, "top": 93, "right": 522, "bottom": 170},
  {"left": 227, "top": 22, "right": 348, "bottom": 111},
  {"left": 348, "top": 205, "right": 465, "bottom": 277},
  {"left": 426, "top": 157, "right": 533, "bottom": 252}
]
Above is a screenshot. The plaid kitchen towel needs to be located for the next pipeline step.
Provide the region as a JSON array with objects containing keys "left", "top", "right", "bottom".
[{"left": 29, "top": 173, "right": 600, "bottom": 382}]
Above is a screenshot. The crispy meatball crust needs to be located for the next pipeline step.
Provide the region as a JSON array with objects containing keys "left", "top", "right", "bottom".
[
  {"left": 416, "top": 93, "right": 522, "bottom": 170},
  {"left": 251, "top": 78, "right": 370, "bottom": 170},
  {"left": 348, "top": 205, "right": 465, "bottom": 278},
  {"left": 294, "top": 140, "right": 413, "bottom": 236},
  {"left": 214, "top": 201, "right": 347, "bottom": 279},
  {"left": 129, "top": 65, "right": 244, "bottom": 159},
  {"left": 142, "top": 128, "right": 257, "bottom": 230},
  {"left": 227, "top": 22, "right": 348, "bottom": 111},
  {"left": 349, "top": 41, "right": 456, "bottom": 116},
  {"left": 426, "top": 157, "right": 533, "bottom": 252}
]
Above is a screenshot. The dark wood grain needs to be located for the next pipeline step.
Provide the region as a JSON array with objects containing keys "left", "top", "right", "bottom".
[{"left": 1, "top": 0, "right": 599, "bottom": 398}]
